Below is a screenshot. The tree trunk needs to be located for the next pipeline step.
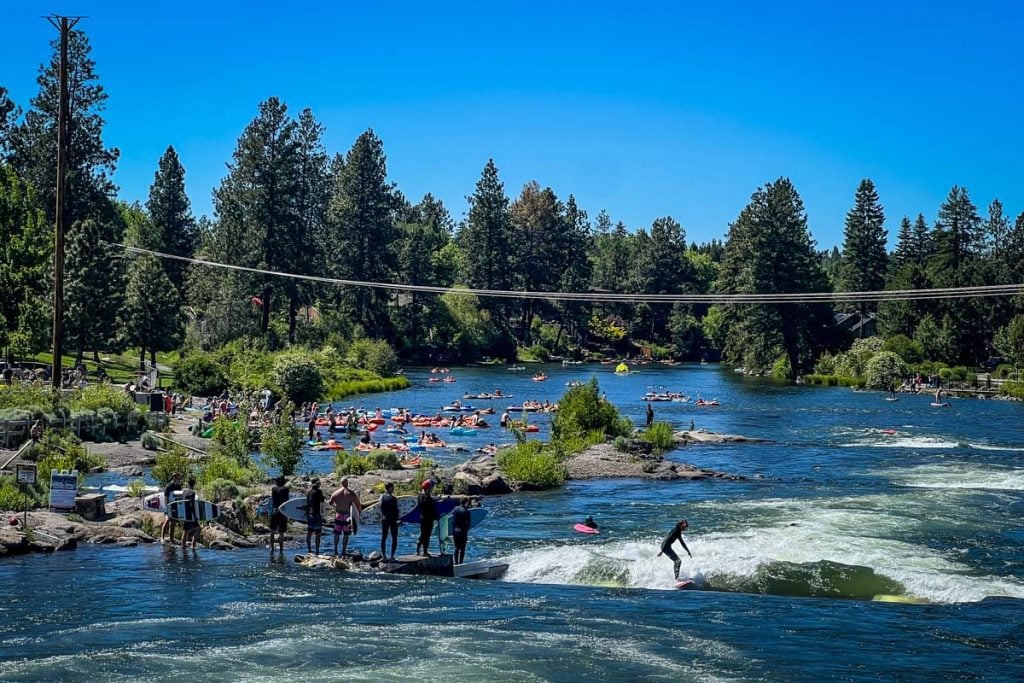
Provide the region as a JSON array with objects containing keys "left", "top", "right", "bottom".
[
  {"left": 139, "top": 345, "right": 146, "bottom": 372},
  {"left": 260, "top": 286, "right": 272, "bottom": 333},
  {"left": 150, "top": 349, "right": 156, "bottom": 369},
  {"left": 75, "top": 347, "right": 83, "bottom": 366},
  {"left": 288, "top": 294, "right": 298, "bottom": 345}
]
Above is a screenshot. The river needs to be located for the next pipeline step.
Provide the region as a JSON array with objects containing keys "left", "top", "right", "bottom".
[{"left": 1, "top": 364, "right": 1022, "bottom": 681}]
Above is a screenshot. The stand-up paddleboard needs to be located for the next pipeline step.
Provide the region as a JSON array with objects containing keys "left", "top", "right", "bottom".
[
  {"left": 574, "top": 523, "right": 599, "bottom": 535},
  {"left": 401, "top": 497, "right": 460, "bottom": 524},
  {"left": 675, "top": 578, "right": 696, "bottom": 590},
  {"left": 169, "top": 498, "right": 220, "bottom": 521},
  {"left": 277, "top": 496, "right": 334, "bottom": 523},
  {"left": 143, "top": 490, "right": 182, "bottom": 513},
  {"left": 930, "top": 402, "right": 950, "bottom": 408},
  {"left": 358, "top": 496, "right": 418, "bottom": 525}
]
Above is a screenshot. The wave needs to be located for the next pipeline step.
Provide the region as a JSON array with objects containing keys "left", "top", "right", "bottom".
[{"left": 883, "top": 463, "right": 1024, "bottom": 491}]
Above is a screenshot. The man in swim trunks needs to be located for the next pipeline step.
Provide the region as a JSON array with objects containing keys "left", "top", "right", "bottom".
[
  {"left": 329, "top": 477, "right": 362, "bottom": 557},
  {"left": 657, "top": 519, "right": 692, "bottom": 580},
  {"left": 269, "top": 475, "right": 289, "bottom": 553},
  {"left": 305, "top": 479, "right": 325, "bottom": 555}
]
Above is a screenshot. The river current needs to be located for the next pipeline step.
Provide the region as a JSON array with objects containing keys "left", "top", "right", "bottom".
[{"left": 1, "top": 364, "right": 1022, "bottom": 681}]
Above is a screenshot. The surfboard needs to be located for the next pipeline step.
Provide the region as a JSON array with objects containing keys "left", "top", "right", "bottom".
[
  {"left": 675, "top": 578, "right": 696, "bottom": 590},
  {"left": 885, "top": 397, "right": 899, "bottom": 402},
  {"left": 438, "top": 507, "right": 489, "bottom": 539},
  {"left": 277, "top": 496, "right": 334, "bottom": 523},
  {"left": 401, "top": 497, "right": 460, "bottom": 524},
  {"left": 930, "top": 402, "right": 950, "bottom": 407},
  {"left": 169, "top": 498, "right": 220, "bottom": 521},
  {"left": 142, "top": 490, "right": 182, "bottom": 513},
  {"left": 872, "top": 594, "right": 929, "bottom": 604},
  {"left": 574, "top": 523, "right": 600, "bottom": 535},
  {"left": 358, "top": 495, "right": 418, "bottom": 525}
]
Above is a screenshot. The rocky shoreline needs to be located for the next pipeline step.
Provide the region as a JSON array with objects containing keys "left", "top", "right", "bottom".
[{"left": 0, "top": 424, "right": 761, "bottom": 559}]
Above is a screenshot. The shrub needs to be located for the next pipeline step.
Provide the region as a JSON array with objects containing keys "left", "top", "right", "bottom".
[
  {"left": 198, "top": 454, "right": 262, "bottom": 488},
  {"left": 204, "top": 478, "right": 241, "bottom": 502},
  {"left": 883, "top": 335, "right": 923, "bottom": 364},
  {"left": 553, "top": 378, "right": 632, "bottom": 441},
  {"left": 0, "top": 385, "right": 62, "bottom": 412},
  {"left": 345, "top": 339, "right": 400, "bottom": 377},
  {"left": 613, "top": 436, "right": 631, "bottom": 453},
  {"left": 260, "top": 404, "right": 304, "bottom": 476},
  {"left": 1000, "top": 381, "right": 1024, "bottom": 400},
  {"left": 864, "top": 351, "right": 910, "bottom": 390},
  {"left": 831, "top": 352, "right": 861, "bottom": 379},
  {"left": 126, "top": 479, "right": 148, "bottom": 498},
  {"left": 496, "top": 441, "right": 566, "bottom": 489},
  {"left": 771, "top": 355, "right": 792, "bottom": 380},
  {"left": 0, "top": 476, "right": 34, "bottom": 512},
  {"left": 334, "top": 452, "right": 372, "bottom": 476},
  {"left": 642, "top": 422, "right": 676, "bottom": 452},
  {"left": 34, "top": 430, "right": 106, "bottom": 480},
  {"left": 367, "top": 449, "right": 402, "bottom": 471},
  {"left": 141, "top": 432, "right": 161, "bottom": 451},
  {"left": 813, "top": 352, "right": 837, "bottom": 375},
  {"left": 153, "top": 447, "right": 195, "bottom": 486},
  {"left": 69, "top": 384, "right": 136, "bottom": 416},
  {"left": 211, "top": 417, "right": 256, "bottom": 467},
  {"left": 174, "top": 353, "right": 229, "bottom": 396},
  {"left": 270, "top": 353, "right": 325, "bottom": 404}
]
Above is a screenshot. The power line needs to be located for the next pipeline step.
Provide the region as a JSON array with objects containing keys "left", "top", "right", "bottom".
[{"left": 115, "top": 243, "right": 1024, "bottom": 305}]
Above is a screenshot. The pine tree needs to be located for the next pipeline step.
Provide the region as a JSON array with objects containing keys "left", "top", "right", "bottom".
[
  {"left": 555, "top": 195, "right": 593, "bottom": 347},
  {"left": 0, "top": 86, "right": 19, "bottom": 156},
  {"left": 838, "top": 179, "right": 888, "bottom": 313},
  {"left": 458, "top": 159, "right": 513, "bottom": 318},
  {"left": 146, "top": 146, "right": 197, "bottom": 295},
  {"left": 327, "top": 129, "right": 397, "bottom": 338},
  {"left": 9, "top": 29, "right": 119, "bottom": 226},
  {"left": 984, "top": 199, "right": 1009, "bottom": 262},
  {"left": 892, "top": 216, "right": 914, "bottom": 268},
  {"left": 63, "top": 218, "right": 125, "bottom": 363},
  {"left": 509, "top": 181, "right": 564, "bottom": 342},
  {"left": 910, "top": 214, "right": 932, "bottom": 264},
  {"left": 931, "top": 186, "right": 981, "bottom": 272},
  {"left": 715, "top": 178, "right": 834, "bottom": 374},
  {"left": 0, "top": 164, "right": 51, "bottom": 362},
  {"left": 123, "top": 254, "right": 182, "bottom": 370},
  {"left": 629, "top": 216, "right": 690, "bottom": 339}
]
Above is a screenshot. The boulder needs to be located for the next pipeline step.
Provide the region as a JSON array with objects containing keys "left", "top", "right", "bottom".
[
  {"left": 481, "top": 473, "right": 511, "bottom": 495},
  {"left": 452, "top": 471, "right": 483, "bottom": 495}
]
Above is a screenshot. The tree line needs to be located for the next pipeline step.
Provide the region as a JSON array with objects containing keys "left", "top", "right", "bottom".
[{"left": 2, "top": 29, "right": 1024, "bottom": 375}]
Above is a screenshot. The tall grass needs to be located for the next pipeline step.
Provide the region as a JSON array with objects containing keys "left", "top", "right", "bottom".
[
  {"left": 496, "top": 441, "right": 567, "bottom": 488},
  {"left": 326, "top": 376, "right": 410, "bottom": 400}
]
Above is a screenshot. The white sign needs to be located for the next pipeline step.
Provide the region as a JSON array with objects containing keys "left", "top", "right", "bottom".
[
  {"left": 49, "top": 470, "right": 79, "bottom": 510},
  {"left": 16, "top": 464, "right": 36, "bottom": 485}
]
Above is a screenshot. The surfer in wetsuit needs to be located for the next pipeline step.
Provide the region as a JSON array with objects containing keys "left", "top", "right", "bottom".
[
  {"left": 657, "top": 519, "right": 692, "bottom": 580},
  {"left": 451, "top": 497, "right": 471, "bottom": 564},
  {"left": 646, "top": 402, "right": 654, "bottom": 428},
  {"left": 329, "top": 477, "right": 362, "bottom": 557},
  {"left": 305, "top": 479, "right": 325, "bottom": 556},
  {"left": 269, "top": 476, "right": 289, "bottom": 553},
  {"left": 380, "top": 482, "right": 401, "bottom": 560},
  {"left": 180, "top": 477, "right": 200, "bottom": 550},
  {"left": 159, "top": 471, "right": 182, "bottom": 543},
  {"left": 582, "top": 515, "right": 598, "bottom": 531},
  {"left": 416, "top": 480, "right": 438, "bottom": 557}
]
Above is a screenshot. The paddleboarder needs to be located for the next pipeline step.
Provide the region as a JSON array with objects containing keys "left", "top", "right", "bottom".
[
  {"left": 450, "top": 497, "right": 471, "bottom": 564},
  {"left": 269, "top": 476, "right": 289, "bottom": 553},
  {"left": 379, "top": 482, "right": 401, "bottom": 561},
  {"left": 416, "top": 480, "right": 438, "bottom": 557},
  {"left": 329, "top": 477, "right": 362, "bottom": 557},
  {"left": 305, "top": 479, "right": 325, "bottom": 556},
  {"left": 657, "top": 519, "right": 692, "bottom": 580}
]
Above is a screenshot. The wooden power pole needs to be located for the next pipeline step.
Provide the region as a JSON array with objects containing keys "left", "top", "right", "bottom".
[{"left": 46, "top": 15, "right": 82, "bottom": 389}]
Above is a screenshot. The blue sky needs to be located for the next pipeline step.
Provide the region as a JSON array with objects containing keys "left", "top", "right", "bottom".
[{"left": 2, "top": 1, "right": 1022, "bottom": 249}]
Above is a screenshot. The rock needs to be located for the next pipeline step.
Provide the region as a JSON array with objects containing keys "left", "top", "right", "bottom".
[
  {"left": 481, "top": 473, "right": 511, "bottom": 495},
  {"left": 674, "top": 430, "right": 768, "bottom": 444},
  {"left": 112, "top": 465, "right": 146, "bottom": 477},
  {"left": 116, "top": 538, "right": 139, "bottom": 548},
  {"left": 452, "top": 471, "right": 483, "bottom": 495}
]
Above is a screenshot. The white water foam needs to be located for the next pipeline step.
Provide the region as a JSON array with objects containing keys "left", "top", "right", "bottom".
[
  {"left": 503, "top": 495, "right": 1024, "bottom": 604},
  {"left": 837, "top": 434, "right": 960, "bottom": 449},
  {"left": 883, "top": 463, "right": 1024, "bottom": 491}
]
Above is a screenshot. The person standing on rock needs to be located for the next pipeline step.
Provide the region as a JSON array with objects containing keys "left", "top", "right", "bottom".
[
  {"left": 269, "top": 476, "right": 290, "bottom": 553},
  {"left": 329, "top": 477, "right": 362, "bottom": 557},
  {"left": 180, "top": 477, "right": 201, "bottom": 550},
  {"left": 646, "top": 402, "right": 654, "bottom": 428},
  {"left": 416, "top": 480, "right": 438, "bottom": 557},
  {"left": 450, "top": 497, "right": 471, "bottom": 564},
  {"left": 379, "top": 482, "right": 401, "bottom": 560},
  {"left": 305, "top": 479, "right": 325, "bottom": 555},
  {"left": 657, "top": 519, "right": 692, "bottom": 580},
  {"left": 160, "top": 472, "right": 182, "bottom": 543}
]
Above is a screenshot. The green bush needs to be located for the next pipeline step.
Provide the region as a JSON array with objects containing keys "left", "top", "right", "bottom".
[
  {"left": 883, "top": 335, "right": 923, "bottom": 364},
  {"left": 496, "top": 441, "right": 566, "bottom": 489},
  {"left": 613, "top": 436, "right": 631, "bottom": 453},
  {"left": 69, "top": 384, "right": 136, "bottom": 416},
  {"left": 334, "top": 452, "right": 372, "bottom": 476},
  {"left": 270, "top": 353, "right": 325, "bottom": 404},
  {"left": 345, "top": 339, "right": 400, "bottom": 377},
  {"left": 771, "top": 355, "right": 792, "bottom": 379},
  {"left": 141, "top": 432, "right": 161, "bottom": 450},
  {"left": 152, "top": 447, "right": 194, "bottom": 486},
  {"left": 211, "top": 417, "right": 255, "bottom": 467},
  {"left": 1000, "top": 381, "right": 1024, "bottom": 399},
  {"left": 260, "top": 405, "right": 304, "bottom": 476},
  {"left": 34, "top": 430, "right": 106, "bottom": 481},
  {"left": 204, "top": 478, "right": 241, "bottom": 502},
  {"left": 126, "top": 479, "right": 148, "bottom": 498},
  {"left": 0, "top": 476, "right": 34, "bottom": 512},
  {"left": 641, "top": 422, "right": 676, "bottom": 452},
  {"left": 198, "top": 454, "right": 262, "bottom": 488},
  {"left": 0, "top": 385, "right": 62, "bottom": 412},
  {"left": 174, "top": 352, "right": 229, "bottom": 396},
  {"left": 813, "top": 352, "right": 837, "bottom": 375},
  {"left": 553, "top": 378, "right": 632, "bottom": 442},
  {"left": 994, "top": 364, "right": 1016, "bottom": 380},
  {"left": 367, "top": 449, "right": 402, "bottom": 471},
  {"left": 325, "top": 376, "right": 410, "bottom": 400},
  {"left": 865, "top": 351, "right": 910, "bottom": 390},
  {"left": 803, "top": 374, "right": 867, "bottom": 388}
]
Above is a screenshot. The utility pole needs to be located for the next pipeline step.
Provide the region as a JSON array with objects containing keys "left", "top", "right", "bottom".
[{"left": 45, "top": 15, "right": 83, "bottom": 389}]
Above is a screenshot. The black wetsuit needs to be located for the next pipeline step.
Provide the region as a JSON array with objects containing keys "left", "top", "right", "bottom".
[
  {"left": 306, "top": 488, "right": 325, "bottom": 532},
  {"left": 181, "top": 487, "right": 199, "bottom": 532},
  {"left": 380, "top": 492, "right": 400, "bottom": 558},
  {"left": 270, "top": 484, "right": 289, "bottom": 533},
  {"left": 163, "top": 481, "right": 179, "bottom": 517},
  {"left": 451, "top": 504, "right": 470, "bottom": 564},
  {"left": 417, "top": 493, "right": 437, "bottom": 555},
  {"left": 660, "top": 525, "right": 690, "bottom": 578}
]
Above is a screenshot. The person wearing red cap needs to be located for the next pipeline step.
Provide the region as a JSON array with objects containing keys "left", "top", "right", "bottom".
[{"left": 415, "top": 479, "right": 438, "bottom": 557}]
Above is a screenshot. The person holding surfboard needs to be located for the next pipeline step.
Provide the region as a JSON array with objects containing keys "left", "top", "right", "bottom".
[
  {"left": 269, "top": 476, "right": 289, "bottom": 553},
  {"left": 657, "top": 519, "right": 692, "bottom": 580},
  {"left": 180, "top": 477, "right": 201, "bottom": 550},
  {"left": 416, "top": 480, "right": 438, "bottom": 557},
  {"left": 329, "top": 478, "right": 362, "bottom": 557},
  {"left": 379, "top": 482, "right": 401, "bottom": 561},
  {"left": 305, "top": 479, "right": 325, "bottom": 556},
  {"left": 159, "top": 472, "right": 182, "bottom": 543},
  {"left": 450, "top": 497, "right": 471, "bottom": 564}
]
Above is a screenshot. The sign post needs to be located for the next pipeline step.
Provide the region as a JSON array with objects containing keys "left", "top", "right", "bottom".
[
  {"left": 15, "top": 464, "right": 36, "bottom": 528},
  {"left": 49, "top": 469, "right": 78, "bottom": 512}
]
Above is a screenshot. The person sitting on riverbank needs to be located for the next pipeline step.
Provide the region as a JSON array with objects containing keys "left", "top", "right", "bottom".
[{"left": 657, "top": 520, "right": 692, "bottom": 580}]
